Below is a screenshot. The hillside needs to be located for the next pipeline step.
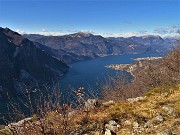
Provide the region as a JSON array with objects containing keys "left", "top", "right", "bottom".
[
  {"left": 106, "top": 57, "right": 163, "bottom": 76},
  {"left": 24, "top": 33, "right": 177, "bottom": 64},
  {"left": 0, "top": 47, "right": 179, "bottom": 135},
  {"left": 0, "top": 84, "right": 179, "bottom": 135},
  {"left": 0, "top": 28, "right": 69, "bottom": 98}
]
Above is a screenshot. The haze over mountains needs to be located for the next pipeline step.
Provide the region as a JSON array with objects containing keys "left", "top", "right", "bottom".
[{"left": 24, "top": 32, "right": 179, "bottom": 64}]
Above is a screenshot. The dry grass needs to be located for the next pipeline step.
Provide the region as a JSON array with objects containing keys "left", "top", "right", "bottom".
[
  {"left": 1, "top": 48, "right": 179, "bottom": 135},
  {"left": 0, "top": 84, "right": 180, "bottom": 135}
]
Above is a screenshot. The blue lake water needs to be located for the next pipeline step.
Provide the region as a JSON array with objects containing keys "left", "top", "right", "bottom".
[
  {"left": 0, "top": 53, "right": 162, "bottom": 124},
  {"left": 60, "top": 53, "right": 161, "bottom": 91}
]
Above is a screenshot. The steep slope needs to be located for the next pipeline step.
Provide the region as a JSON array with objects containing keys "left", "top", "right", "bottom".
[
  {"left": 1, "top": 85, "right": 179, "bottom": 135},
  {"left": 24, "top": 32, "right": 151, "bottom": 64},
  {"left": 128, "top": 35, "right": 175, "bottom": 52},
  {"left": 0, "top": 28, "right": 69, "bottom": 98},
  {"left": 25, "top": 33, "right": 176, "bottom": 64}
]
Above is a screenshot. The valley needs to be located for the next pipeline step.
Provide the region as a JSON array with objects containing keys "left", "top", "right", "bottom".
[
  {"left": 0, "top": 1, "right": 179, "bottom": 134},
  {"left": 24, "top": 32, "right": 178, "bottom": 64}
]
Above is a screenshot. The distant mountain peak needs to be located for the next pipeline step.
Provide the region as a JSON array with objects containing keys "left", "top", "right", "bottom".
[
  {"left": 1, "top": 27, "right": 21, "bottom": 36},
  {"left": 141, "top": 35, "right": 162, "bottom": 39},
  {"left": 0, "top": 27, "right": 25, "bottom": 46},
  {"left": 0, "top": 27, "right": 69, "bottom": 98},
  {"left": 70, "top": 32, "right": 93, "bottom": 38}
]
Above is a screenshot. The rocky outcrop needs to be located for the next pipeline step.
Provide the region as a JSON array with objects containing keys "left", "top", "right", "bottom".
[
  {"left": 84, "top": 99, "right": 100, "bottom": 111},
  {"left": 0, "top": 27, "right": 69, "bottom": 98},
  {"left": 105, "top": 120, "right": 120, "bottom": 135},
  {"left": 1, "top": 84, "right": 180, "bottom": 135},
  {"left": 127, "top": 96, "right": 145, "bottom": 102}
]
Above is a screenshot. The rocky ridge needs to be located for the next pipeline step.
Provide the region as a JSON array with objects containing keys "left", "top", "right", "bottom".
[
  {"left": 24, "top": 33, "right": 178, "bottom": 64},
  {"left": 0, "top": 27, "right": 69, "bottom": 98}
]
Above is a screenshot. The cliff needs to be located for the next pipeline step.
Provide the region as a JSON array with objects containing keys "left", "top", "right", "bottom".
[{"left": 0, "top": 28, "right": 69, "bottom": 98}]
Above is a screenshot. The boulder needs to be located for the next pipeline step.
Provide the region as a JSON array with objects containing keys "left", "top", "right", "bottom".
[
  {"left": 105, "top": 129, "right": 112, "bottom": 135},
  {"left": 7, "top": 117, "right": 32, "bottom": 134},
  {"left": 127, "top": 96, "right": 145, "bottom": 103},
  {"left": 133, "top": 121, "right": 139, "bottom": 129},
  {"left": 105, "top": 120, "right": 120, "bottom": 134},
  {"left": 8, "top": 117, "right": 32, "bottom": 128},
  {"left": 144, "top": 114, "right": 164, "bottom": 128},
  {"left": 70, "top": 129, "right": 84, "bottom": 135},
  {"left": 162, "top": 106, "right": 174, "bottom": 115},
  {"left": 154, "top": 114, "right": 164, "bottom": 122},
  {"left": 84, "top": 99, "right": 100, "bottom": 111},
  {"left": 102, "top": 100, "right": 115, "bottom": 107}
]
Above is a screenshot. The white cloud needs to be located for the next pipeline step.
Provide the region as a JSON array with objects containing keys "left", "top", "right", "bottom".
[
  {"left": 31, "top": 29, "right": 65, "bottom": 36},
  {"left": 30, "top": 29, "right": 97, "bottom": 36},
  {"left": 16, "top": 29, "right": 26, "bottom": 34},
  {"left": 153, "top": 24, "right": 180, "bottom": 35},
  {"left": 79, "top": 30, "right": 97, "bottom": 35},
  {"left": 101, "top": 31, "right": 150, "bottom": 37},
  {"left": 67, "top": 29, "right": 97, "bottom": 35},
  {"left": 101, "top": 25, "right": 180, "bottom": 37},
  {"left": 15, "top": 25, "right": 180, "bottom": 38},
  {"left": 16, "top": 28, "right": 65, "bottom": 36}
]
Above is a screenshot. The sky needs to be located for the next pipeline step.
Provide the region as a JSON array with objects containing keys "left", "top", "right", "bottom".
[{"left": 0, "top": 0, "right": 179, "bottom": 37}]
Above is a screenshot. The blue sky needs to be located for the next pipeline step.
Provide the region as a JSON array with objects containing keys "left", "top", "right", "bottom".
[{"left": 0, "top": 0, "right": 179, "bottom": 37}]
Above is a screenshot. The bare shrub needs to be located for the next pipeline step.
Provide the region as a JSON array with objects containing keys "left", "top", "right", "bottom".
[
  {"left": 0, "top": 81, "right": 81, "bottom": 134},
  {"left": 1, "top": 81, "right": 102, "bottom": 135},
  {"left": 101, "top": 73, "right": 132, "bottom": 101},
  {"left": 101, "top": 47, "right": 180, "bottom": 100},
  {"left": 130, "top": 46, "right": 180, "bottom": 95}
]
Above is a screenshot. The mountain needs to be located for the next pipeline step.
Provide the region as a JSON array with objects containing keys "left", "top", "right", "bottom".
[
  {"left": 24, "top": 32, "right": 153, "bottom": 64},
  {"left": 0, "top": 28, "right": 69, "bottom": 98},
  {"left": 163, "top": 36, "right": 180, "bottom": 47},
  {"left": 25, "top": 32, "right": 178, "bottom": 64},
  {"left": 23, "top": 34, "right": 45, "bottom": 41},
  {"left": 128, "top": 35, "right": 171, "bottom": 51}
]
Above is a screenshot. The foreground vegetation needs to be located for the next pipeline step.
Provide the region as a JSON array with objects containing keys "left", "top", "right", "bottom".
[
  {"left": 0, "top": 47, "right": 179, "bottom": 135},
  {"left": 0, "top": 84, "right": 179, "bottom": 135}
]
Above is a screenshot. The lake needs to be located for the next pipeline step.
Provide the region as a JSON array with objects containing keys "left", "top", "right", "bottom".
[
  {"left": 0, "top": 53, "right": 162, "bottom": 124},
  {"left": 60, "top": 53, "right": 161, "bottom": 91}
]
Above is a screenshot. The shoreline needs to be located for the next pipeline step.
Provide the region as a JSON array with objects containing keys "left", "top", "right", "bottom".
[{"left": 105, "top": 56, "right": 163, "bottom": 76}]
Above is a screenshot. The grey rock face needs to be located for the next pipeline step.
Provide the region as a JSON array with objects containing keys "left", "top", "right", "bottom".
[
  {"left": 133, "top": 122, "right": 139, "bottom": 129},
  {"left": 127, "top": 96, "right": 145, "bottom": 103},
  {"left": 162, "top": 106, "right": 174, "bottom": 115},
  {"left": 144, "top": 114, "right": 164, "bottom": 128},
  {"left": 154, "top": 114, "right": 164, "bottom": 122},
  {"left": 105, "top": 129, "right": 112, "bottom": 135},
  {"left": 7, "top": 117, "right": 33, "bottom": 134},
  {"left": 70, "top": 129, "right": 84, "bottom": 135},
  {"left": 105, "top": 120, "right": 120, "bottom": 135},
  {"left": 102, "top": 100, "right": 115, "bottom": 107},
  {"left": 84, "top": 99, "right": 100, "bottom": 111}
]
